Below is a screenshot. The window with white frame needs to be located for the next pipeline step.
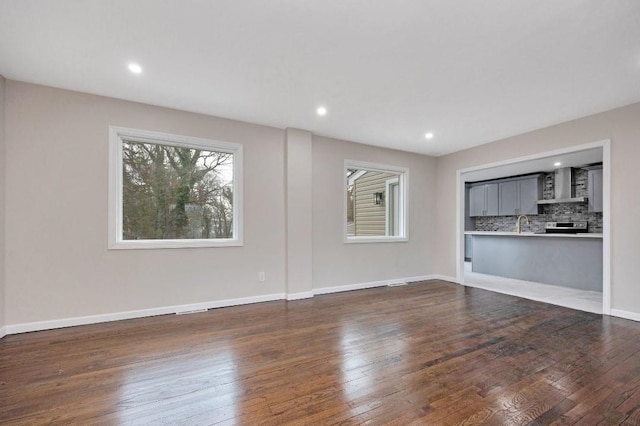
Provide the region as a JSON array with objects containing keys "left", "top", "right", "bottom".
[
  {"left": 345, "top": 160, "right": 408, "bottom": 243},
  {"left": 109, "top": 126, "right": 243, "bottom": 249}
]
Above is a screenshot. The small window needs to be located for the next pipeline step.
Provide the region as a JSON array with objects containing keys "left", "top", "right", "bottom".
[
  {"left": 109, "top": 127, "right": 243, "bottom": 249},
  {"left": 345, "top": 160, "right": 408, "bottom": 243}
]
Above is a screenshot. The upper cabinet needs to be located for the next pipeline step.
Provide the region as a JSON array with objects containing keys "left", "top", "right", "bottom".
[
  {"left": 498, "top": 180, "right": 518, "bottom": 215},
  {"left": 486, "top": 184, "right": 499, "bottom": 216},
  {"left": 518, "top": 177, "right": 541, "bottom": 215},
  {"left": 499, "top": 176, "right": 542, "bottom": 216},
  {"left": 469, "top": 183, "right": 498, "bottom": 217},
  {"left": 588, "top": 168, "right": 603, "bottom": 213},
  {"left": 470, "top": 175, "right": 541, "bottom": 217}
]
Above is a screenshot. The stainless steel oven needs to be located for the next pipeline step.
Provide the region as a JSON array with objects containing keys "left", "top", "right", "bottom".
[{"left": 545, "top": 221, "right": 588, "bottom": 234}]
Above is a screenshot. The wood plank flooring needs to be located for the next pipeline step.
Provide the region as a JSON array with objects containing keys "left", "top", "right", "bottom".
[{"left": 2, "top": 280, "right": 640, "bottom": 425}]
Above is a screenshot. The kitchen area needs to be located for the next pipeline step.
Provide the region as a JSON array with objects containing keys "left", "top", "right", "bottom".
[{"left": 463, "top": 148, "right": 604, "bottom": 313}]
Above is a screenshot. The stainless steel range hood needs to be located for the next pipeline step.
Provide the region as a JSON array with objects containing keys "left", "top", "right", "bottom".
[{"left": 537, "top": 167, "right": 587, "bottom": 205}]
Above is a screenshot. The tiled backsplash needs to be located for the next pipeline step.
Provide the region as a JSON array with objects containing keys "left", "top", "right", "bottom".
[{"left": 473, "top": 168, "right": 603, "bottom": 233}]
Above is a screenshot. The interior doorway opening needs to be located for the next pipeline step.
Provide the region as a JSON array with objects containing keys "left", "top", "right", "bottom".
[{"left": 456, "top": 140, "right": 610, "bottom": 315}]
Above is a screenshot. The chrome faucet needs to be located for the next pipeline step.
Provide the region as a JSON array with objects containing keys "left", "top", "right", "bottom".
[{"left": 516, "top": 215, "right": 530, "bottom": 234}]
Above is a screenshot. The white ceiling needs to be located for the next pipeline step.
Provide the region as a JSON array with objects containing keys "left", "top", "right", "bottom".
[{"left": 1, "top": 1, "right": 639, "bottom": 156}]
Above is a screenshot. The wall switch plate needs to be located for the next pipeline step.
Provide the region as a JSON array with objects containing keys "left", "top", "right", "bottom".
[{"left": 258, "top": 272, "right": 266, "bottom": 282}]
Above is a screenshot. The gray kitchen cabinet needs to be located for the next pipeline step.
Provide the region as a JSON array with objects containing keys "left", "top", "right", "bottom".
[
  {"left": 472, "top": 234, "right": 602, "bottom": 291},
  {"left": 588, "top": 168, "right": 603, "bottom": 213},
  {"left": 518, "top": 177, "right": 541, "bottom": 215},
  {"left": 469, "top": 185, "right": 484, "bottom": 217},
  {"left": 486, "top": 184, "right": 499, "bottom": 215},
  {"left": 499, "top": 180, "right": 518, "bottom": 215},
  {"left": 465, "top": 234, "right": 472, "bottom": 260},
  {"left": 498, "top": 176, "right": 541, "bottom": 216},
  {"left": 469, "top": 183, "right": 498, "bottom": 216}
]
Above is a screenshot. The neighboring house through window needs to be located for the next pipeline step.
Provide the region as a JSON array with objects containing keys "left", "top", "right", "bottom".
[{"left": 345, "top": 160, "right": 408, "bottom": 243}]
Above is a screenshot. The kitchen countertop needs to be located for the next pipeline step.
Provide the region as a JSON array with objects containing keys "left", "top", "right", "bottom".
[{"left": 465, "top": 231, "right": 603, "bottom": 239}]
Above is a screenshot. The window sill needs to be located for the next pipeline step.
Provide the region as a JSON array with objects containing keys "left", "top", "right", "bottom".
[
  {"left": 109, "top": 238, "right": 243, "bottom": 250},
  {"left": 344, "top": 236, "right": 409, "bottom": 244}
]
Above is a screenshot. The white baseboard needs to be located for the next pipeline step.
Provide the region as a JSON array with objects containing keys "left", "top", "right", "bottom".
[
  {"left": 429, "top": 275, "right": 458, "bottom": 283},
  {"left": 611, "top": 309, "right": 640, "bottom": 322},
  {"left": 5, "top": 292, "right": 286, "bottom": 335},
  {"left": 314, "top": 275, "right": 434, "bottom": 295},
  {"left": 3, "top": 274, "right": 458, "bottom": 336},
  {"left": 286, "top": 291, "right": 314, "bottom": 301},
  {"left": 406, "top": 275, "right": 443, "bottom": 283}
]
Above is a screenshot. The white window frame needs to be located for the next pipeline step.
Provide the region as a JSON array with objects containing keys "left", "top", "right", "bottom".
[
  {"left": 344, "top": 160, "right": 409, "bottom": 244},
  {"left": 385, "top": 177, "right": 400, "bottom": 237},
  {"left": 108, "top": 126, "right": 243, "bottom": 249}
]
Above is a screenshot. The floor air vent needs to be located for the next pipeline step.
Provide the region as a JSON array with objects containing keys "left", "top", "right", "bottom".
[{"left": 176, "top": 308, "right": 208, "bottom": 315}]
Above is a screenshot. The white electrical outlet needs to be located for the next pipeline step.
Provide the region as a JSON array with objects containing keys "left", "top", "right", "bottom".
[{"left": 258, "top": 272, "right": 266, "bottom": 282}]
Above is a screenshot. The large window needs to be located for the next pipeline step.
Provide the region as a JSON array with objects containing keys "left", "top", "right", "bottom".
[
  {"left": 345, "top": 160, "right": 408, "bottom": 243},
  {"left": 109, "top": 127, "right": 243, "bottom": 249}
]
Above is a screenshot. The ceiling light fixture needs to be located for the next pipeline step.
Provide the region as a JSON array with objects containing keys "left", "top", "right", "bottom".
[
  {"left": 425, "top": 132, "right": 434, "bottom": 140},
  {"left": 316, "top": 106, "right": 327, "bottom": 116},
  {"left": 554, "top": 162, "right": 562, "bottom": 167},
  {"left": 128, "top": 63, "right": 143, "bottom": 74}
]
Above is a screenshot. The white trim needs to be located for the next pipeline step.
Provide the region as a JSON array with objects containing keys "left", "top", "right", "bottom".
[
  {"left": 345, "top": 159, "right": 409, "bottom": 174},
  {"left": 314, "top": 275, "right": 434, "bottom": 295},
  {"left": 286, "top": 291, "right": 315, "bottom": 301},
  {"left": 108, "top": 126, "right": 244, "bottom": 249},
  {"left": 455, "top": 139, "right": 611, "bottom": 315},
  {"left": 2, "top": 274, "right": 457, "bottom": 336},
  {"left": 344, "top": 236, "right": 409, "bottom": 244},
  {"left": 611, "top": 309, "right": 640, "bottom": 322},
  {"left": 109, "top": 238, "right": 243, "bottom": 250},
  {"left": 4, "top": 293, "right": 285, "bottom": 335},
  {"left": 385, "top": 177, "right": 400, "bottom": 236},
  {"left": 456, "top": 170, "right": 465, "bottom": 285},
  {"left": 347, "top": 169, "right": 367, "bottom": 186},
  {"left": 344, "top": 159, "right": 409, "bottom": 243},
  {"left": 430, "top": 275, "right": 458, "bottom": 283},
  {"left": 601, "top": 140, "right": 611, "bottom": 315}
]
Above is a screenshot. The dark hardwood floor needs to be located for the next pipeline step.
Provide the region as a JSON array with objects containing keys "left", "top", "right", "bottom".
[{"left": 2, "top": 280, "right": 640, "bottom": 425}]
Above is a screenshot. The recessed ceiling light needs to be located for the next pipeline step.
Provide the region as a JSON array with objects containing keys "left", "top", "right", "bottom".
[
  {"left": 554, "top": 162, "right": 562, "bottom": 167},
  {"left": 128, "top": 63, "right": 143, "bottom": 74},
  {"left": 316, "top": 106, "right": 327, "bottom": 116},
  {"left": 425, "top": 132, "right": 434, "bottom": 140}
]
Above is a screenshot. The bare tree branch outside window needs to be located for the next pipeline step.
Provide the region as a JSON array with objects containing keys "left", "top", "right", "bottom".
[{"left": 122, "top": 140, "right": 234, "bottom": 240}]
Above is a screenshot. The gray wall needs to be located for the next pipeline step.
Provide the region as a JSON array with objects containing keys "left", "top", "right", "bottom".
[
  {"left": 0, "top": 75, "right": 5, "bottom": 334},
  {"left": 4, "top": 78, "right": 640, "bottom": 329},
  {"left": 3, "top": 81, "right": 438, "bottom": 328},
  {"left": 285, "top": 128, "right": 313, "bottom": 297},
  {"left": 312, "top": 136, "right": 437, "bottom": 289},
  {"left": 436, "top": 101, "right": 640, "bottom": 315},
  {"left": 5, "top": 82, "right": 287, "bottom": 325}
]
